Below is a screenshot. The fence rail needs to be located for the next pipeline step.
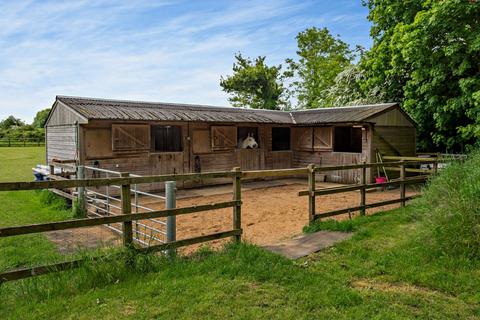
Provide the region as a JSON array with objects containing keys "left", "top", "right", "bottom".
[
  {"left": 0, "top": 138, "right": 45, "bottom": 147},
  {"left": 0, "top": 168, "right": 243, "bottom": 284},
  {"left": 0, "top": 157, "right": 452, "bottom": 284},
  {"left": 299, "top": 160, "right": 435, "bottom": 220}
]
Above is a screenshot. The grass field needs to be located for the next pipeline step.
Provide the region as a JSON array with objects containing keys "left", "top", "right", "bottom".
[
  {"left": 0, "top": 147, "right": 72, "bottom": 272},
  {"left": 0, "top": 147, "right": 479, "bottom": 319}
]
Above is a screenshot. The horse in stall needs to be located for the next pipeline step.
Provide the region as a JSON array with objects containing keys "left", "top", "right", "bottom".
[{"left": 239, "top": 132, "right": 259, "bottom": 149}]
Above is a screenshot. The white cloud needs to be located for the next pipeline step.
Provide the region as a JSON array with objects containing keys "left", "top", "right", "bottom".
[{"left": 0, "top": 0, "right": 371, "bottom": 122}]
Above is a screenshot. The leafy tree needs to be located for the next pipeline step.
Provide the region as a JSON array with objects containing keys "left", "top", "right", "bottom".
[
  {"left": 32, "top": 108, "right": 51, "bottom": 128},
  {"left": 362, "top": 0, "right": 480, "bottom": 151},
  {"left": 360, "top": 0, "right": 423, "bottom": 103},
  {"left": 220, "top": 53, "right": 290, "bottom": 110},
  {"left": 0, "top": 116, "right": 25, "bottom": 129},
  {"left": 287, "top": 27, "right": 354, "bottom": 108},
  {"left": 320, "top": 64, "right": 387, "bottom": 107}
]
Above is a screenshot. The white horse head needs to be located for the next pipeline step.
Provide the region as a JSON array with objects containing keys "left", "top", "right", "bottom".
[{"left": 241, "top": 133, "right": 259, "bottom": 149}]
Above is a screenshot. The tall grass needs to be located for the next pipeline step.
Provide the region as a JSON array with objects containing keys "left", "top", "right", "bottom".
[{"left": 417, "top": 150, "right": 480, "bottom": 258}]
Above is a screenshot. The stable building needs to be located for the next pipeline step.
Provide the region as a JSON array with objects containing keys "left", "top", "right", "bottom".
[{"left": 45, "top": 96, "right": 416, "bottom": 185}]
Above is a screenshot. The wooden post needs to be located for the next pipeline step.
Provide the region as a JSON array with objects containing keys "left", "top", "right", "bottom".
[
  {"left": 433, "top": 155, "right": 439, "bottom": 174},
  {"left": 165, "top": 181, "right": 177, "bottom": 257},
  {"left": 400, "top": 160, "right": 406, "bottom": 207},
  {"left": 307, "top": 164, "right": 316, "bottom": 222},
  {"left": 76, "top": 165, "right": 86, "bottom": 217},
  {"left": 360, "top": 162, "right": 366, "bottom": 216},
  {"left": 120, "top": 172, "right": 133, "bottom": 248},
  {"left": 232, "top": 167, "right": 242, "bottom": 242}
]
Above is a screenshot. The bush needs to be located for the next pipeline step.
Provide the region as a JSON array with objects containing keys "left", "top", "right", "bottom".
[{"left": 418, "top": 151, "right": 480, "bottom": 258}]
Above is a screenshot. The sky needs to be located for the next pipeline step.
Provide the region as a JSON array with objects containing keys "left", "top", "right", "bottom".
[{"left": 0, "top": 0, "right": 372, "bottom": 123}]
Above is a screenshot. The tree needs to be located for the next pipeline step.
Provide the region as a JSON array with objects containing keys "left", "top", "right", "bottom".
[
  {"left": 0, "top": 116, "right": 25, "bottom": 129},
  {"left": 360, "top": 0, "right": 423, "bottom": 103},
  {"left": 32, "top": 108, "right": 50, "bottom": 128},
  {"left": 287, "top": 27, "right": 354, "bottom": 108},
  {"left": 320, "top": 64, "right": 387, "bottom": 107},
  {"left": 220, "top": 53, "right": 290, "bottom": 110},
  {"left": 362, "top": 0, "right": 480, "bottom": 151}
]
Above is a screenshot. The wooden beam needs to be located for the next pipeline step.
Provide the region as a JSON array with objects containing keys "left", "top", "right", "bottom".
[
  {"left": 313, "top": 195, "right": 419, "bottom": 220},
  {"left": 0, "top": 171, "right": 238, "bottom": 192},
  {"left": 0, "top": 229, "right": 242, "bottom": 283},
  {"left": 0, "top": 259, "right": 85, "bottom": 283},
  {"left": 137, "top": 229, "right": 242, "bottom": 253},
  {"left": 0, "top": 201, "right": 240, "bottom": 238},
  {"left": 242, "top": 168, "right": 308, "bottom": 180},
  {"left": 48, "top": 188, "right": 74, "bottom": 200},
  {"left": 298, "top": 176, "right": 427, "bottom": 197}
]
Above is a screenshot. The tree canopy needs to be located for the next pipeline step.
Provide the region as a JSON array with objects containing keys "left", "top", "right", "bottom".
[
  {"left": 0, "top": 116, "right": 25, "bottom": 130},
  {"left": 287, "top": 27, "right": 354, "bottom": 108},
  {"left": 221, "top": 1, "right": 479, "bottom": 151},
  {"left": 220, "top": 54, "right": 290, "bottom": 110},
  {"left": 32, "top": 108, "right": 51, "bottom": 128},
  {"left": 362, "top": 0, "right": 480, "bottom": 151}
]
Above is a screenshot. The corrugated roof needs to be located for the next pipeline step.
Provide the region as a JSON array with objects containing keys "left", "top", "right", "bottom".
[
  {"left": 291, "top": 104, "right": 398, "bottom": 124},
  {"left": 55, "top": 96, "right": 400, "bottom": 125}
]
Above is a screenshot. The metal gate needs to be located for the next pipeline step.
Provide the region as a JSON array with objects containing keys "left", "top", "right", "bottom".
[{"left": 83, "top": 166, "right": 169, "bottom": 246}]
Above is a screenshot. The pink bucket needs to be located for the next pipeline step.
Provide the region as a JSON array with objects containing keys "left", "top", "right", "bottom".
[{"left": 375, "top": 176, "right": 387, "bottom": 184}]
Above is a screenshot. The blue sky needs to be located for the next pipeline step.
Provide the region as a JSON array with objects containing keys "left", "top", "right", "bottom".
[{"left": 0, "top": 0, "right": 371, "bottom": 122}]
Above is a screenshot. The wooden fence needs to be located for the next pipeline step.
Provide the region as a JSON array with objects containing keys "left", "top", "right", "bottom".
[
  {"left": 298, "top": 159, "right": 443, "bottom": 221},
  {"left": 0, "top": 169, "right": 242, "bottom": 283},
  {"left": 0, "top": 157, "right": 446, "bottom": 283},
  {"left": 0, "top": 137, "right": 45, "bottom": 147}
]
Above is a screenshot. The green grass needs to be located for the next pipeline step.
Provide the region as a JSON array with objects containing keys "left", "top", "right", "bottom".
[
  {"left": 0, "top": 147, "right": 479, "bottom": 318},
  {"left": 1, "top": 208, "right": 479, "bottom": 319},
  {"left": 0, "top": 147, "right": 72, "bottom": 272}
]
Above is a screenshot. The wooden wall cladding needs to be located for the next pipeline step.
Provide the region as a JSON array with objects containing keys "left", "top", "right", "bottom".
[
  {"left": 112, "top": 124, "right": 149, "bottom": 152},
  {"left": 211, "top": 126, "right": 237, "bottom": 151},
  {"left": 313, "top": 127, "right": 332, "bottom": 151},
  {"left": 293, "top": 127, "right": 313, "bottom": 150},
  {"left": 46, "top": 125, "right": 77, "bottom": 163},
  {"left": 293, "top": 127, "right": 332, "bottom": 151},
  {"left": 192, "top": 129, "right": 211, "bottom": 154},
  {"left": 85, "top": 128, "right": 112, "bottom": 159}
]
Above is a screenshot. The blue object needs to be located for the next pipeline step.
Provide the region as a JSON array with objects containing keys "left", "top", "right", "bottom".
[{"left": 33, "top": 172, "right": 44, "bottom": 181}]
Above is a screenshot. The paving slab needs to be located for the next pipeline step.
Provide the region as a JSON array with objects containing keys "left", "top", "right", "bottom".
[{"left": 262, "top": 231, "right": 352, "bottom": 259}]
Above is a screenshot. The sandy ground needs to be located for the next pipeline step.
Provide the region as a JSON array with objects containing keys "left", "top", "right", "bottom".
[{"left": 48, "top": 181, "right": 419, "bottom": 254}]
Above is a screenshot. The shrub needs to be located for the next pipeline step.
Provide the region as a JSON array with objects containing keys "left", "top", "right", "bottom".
[{"left": 418, "top": 150, "right": 480, "bottom": 258}]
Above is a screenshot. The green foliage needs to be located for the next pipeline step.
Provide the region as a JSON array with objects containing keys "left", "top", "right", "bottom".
[
  {"left": 304, "top": 218, "right": 357, "bottom": 233},
  {"left": 0, "top": 115, "right": 45, "bottom": 142},
  {"left": 220, "top": 53, "right": 290, "bottom": 110},
  {"left": 0, "top": 147, "right": 72, "bottom": 273},
  {"left": 416, "top": 150, "right": 480, "bottom": 258},
  {"left": 287, "top": 27, "right": 354, "bottom": 108},
  {"left": 2, "top": 212, "right": 480, "bottom": 318},
  {"left": 361, "top": 0, "right": 480, "bottom": 151},
  {"left": 0, "top": 116, "right": 25, "bottom": 129},
  {"left": 320, "top": 64, "right": 387, "bottom": 107},
  {"left": 32, "top": 108, "right": 50, "bottom": 128},
  {"left": 38, "top": 190, "right": 68, "bottom": 211}
]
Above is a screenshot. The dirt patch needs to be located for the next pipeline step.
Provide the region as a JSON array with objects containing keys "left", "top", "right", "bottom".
[
  {"left": 47, "top": 226, "right": 121, "bottom": 254},
  {"left": 352, "top": 279, "right": 442, "bottom": 296},
  {"left": 172, "top": 183, "right": 417, "bottom": 247}
]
